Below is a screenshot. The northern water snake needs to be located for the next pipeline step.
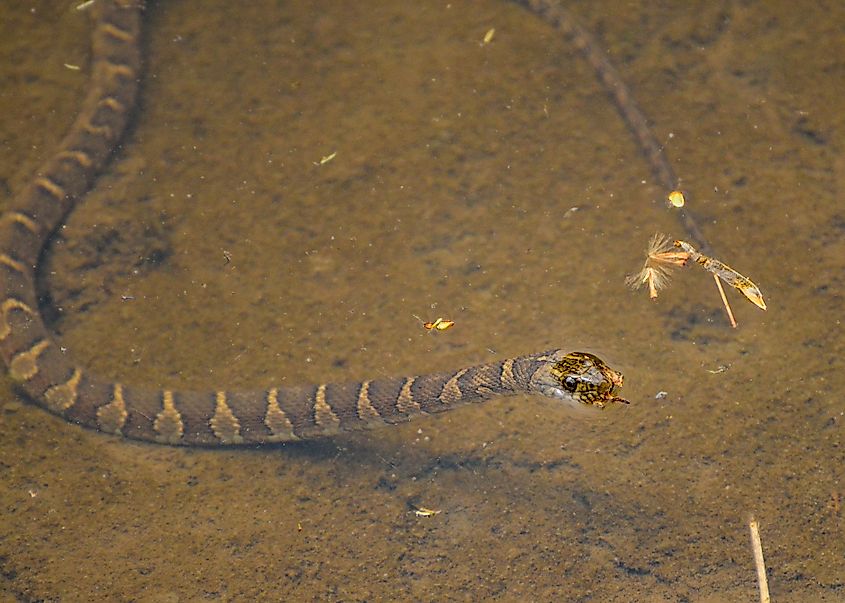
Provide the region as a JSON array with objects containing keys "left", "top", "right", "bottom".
[{"left": 0, "top": 1, "right": 628, "bottom": 446}]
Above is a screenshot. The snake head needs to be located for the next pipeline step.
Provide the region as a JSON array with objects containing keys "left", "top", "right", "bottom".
[{"left": 532, "top": 351, "right": 627, "bottom": 409}]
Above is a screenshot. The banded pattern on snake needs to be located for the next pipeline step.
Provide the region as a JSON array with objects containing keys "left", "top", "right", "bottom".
[{"left": 0, "top": 1, "right": 628, "bottom": 446}]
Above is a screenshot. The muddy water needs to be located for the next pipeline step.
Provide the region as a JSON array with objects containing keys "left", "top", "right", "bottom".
[{"left": 1, "top": 1, "right": 843, "bottom": 601}]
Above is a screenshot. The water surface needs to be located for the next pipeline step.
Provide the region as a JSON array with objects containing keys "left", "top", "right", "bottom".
[{"left": 1, "top": 1, "right": 843, "bottom": 600}]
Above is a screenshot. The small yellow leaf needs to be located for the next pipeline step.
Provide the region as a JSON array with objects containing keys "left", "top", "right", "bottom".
[{"left": 667, "top": 190, "right": 686, "bottom": 207}]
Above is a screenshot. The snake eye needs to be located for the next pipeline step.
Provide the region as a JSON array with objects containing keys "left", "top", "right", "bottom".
[{"left": 563, "top": 375, "right": 579, "bottom": 392}]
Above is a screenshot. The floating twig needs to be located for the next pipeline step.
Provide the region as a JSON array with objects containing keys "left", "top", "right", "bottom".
[
  {"left": 628, "top": 234, "right": 765, "bottom": 327},
  {"left": 313, "top": 151, "right": 337, "bottom": 166},
  {"left": 748, "top": 516, "right": 771, "bottom": 603},
  {"left": 712, "top": 274, "right": 737, "bottom": 328},
  {"left": 674, "top": 239, "right": 767, "bottom": 311}
]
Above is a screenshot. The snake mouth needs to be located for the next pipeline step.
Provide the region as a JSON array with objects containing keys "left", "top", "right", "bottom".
[
  {"left": 596, "top": 369, "right": 628, "bottom": 408},
  {"left": 602, "top": 388, "right": 629, "bottom": 408},
  {"left": 606, "top": 371, "right": 630, "bottom": 404},
  {"left": 591, "top": 389, "right": 628, "bottom": 409}
]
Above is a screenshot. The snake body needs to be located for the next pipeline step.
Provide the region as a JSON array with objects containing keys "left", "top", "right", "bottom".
[{"left": 0, "top": 1, "right": 626, "bottom": 446}]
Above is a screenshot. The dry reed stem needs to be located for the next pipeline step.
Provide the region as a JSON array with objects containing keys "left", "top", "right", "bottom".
[{"left": 748, "top": 516, "right": 771, "bottom": 603}]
